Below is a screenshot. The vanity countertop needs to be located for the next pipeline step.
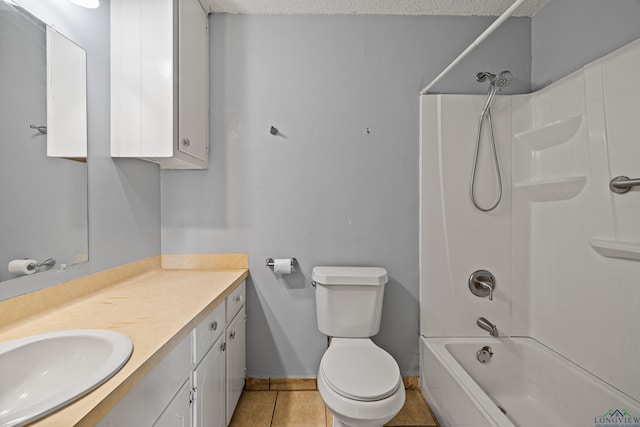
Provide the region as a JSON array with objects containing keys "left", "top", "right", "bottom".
[{"left": 0, "top": 254, "right": 249, "bottom": 427}]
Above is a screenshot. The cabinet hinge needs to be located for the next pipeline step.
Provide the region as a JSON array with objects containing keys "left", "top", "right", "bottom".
[{"left": 189, "top": 387, "right": 197, "bottom": 405}]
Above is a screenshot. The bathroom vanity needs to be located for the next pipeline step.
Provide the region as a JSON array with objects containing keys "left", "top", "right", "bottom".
[
  {"left": 0, "top": 254, "right": 248, "bottom": 426},
  {"left": 97, "top": 281, "right": 246, "bottom": 427}
]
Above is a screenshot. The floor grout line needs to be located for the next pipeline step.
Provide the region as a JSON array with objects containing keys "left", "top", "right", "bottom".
[{"left": 269, "top": 391, "right": 278, "bottom": 426}]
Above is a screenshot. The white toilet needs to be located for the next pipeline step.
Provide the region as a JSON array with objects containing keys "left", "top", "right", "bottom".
[{"left": 312, "top": 266, "right": 405, "bottom": 427}]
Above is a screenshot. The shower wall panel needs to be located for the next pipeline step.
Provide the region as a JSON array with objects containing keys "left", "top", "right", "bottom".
[
  {"left": 420, "top": 95, "right": 512, "bottom": 337},
  {"left": 513, "top": 38, "right": 640, "bottom": 402}
]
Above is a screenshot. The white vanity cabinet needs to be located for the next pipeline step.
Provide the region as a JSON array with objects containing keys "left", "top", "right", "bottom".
[
  {"left": 191, "top": 300, "right": 226, "bottom": 427},
  {"left": 192, "top": 281, "right": 246, "bottom": 426},
  {"left": 225, "top": 306, "right": 246, "bottom": 424},
  {"left": 154, "top": 380, "right": 193, "bottom": 427},
  {"left": 192, "top": 335, "right": 226, "bottom": 427},
  {"left": 97, "top": 281, "right": 246, "bottom": 427},
  {"left": 97, "top": 334, "right": 192, "bottom": 427},
  {"left": 110, "top": 0, "right": 209, "bottom": 169}
]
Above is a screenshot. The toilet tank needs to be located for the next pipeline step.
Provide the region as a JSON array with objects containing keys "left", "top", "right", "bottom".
[{"left": 312, "top": 266, "right": 388, "bottom": 337}]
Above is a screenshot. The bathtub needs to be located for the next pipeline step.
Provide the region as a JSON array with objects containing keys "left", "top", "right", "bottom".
[{"left": 419, "top": 336, "right": 640, "bottom": 427}]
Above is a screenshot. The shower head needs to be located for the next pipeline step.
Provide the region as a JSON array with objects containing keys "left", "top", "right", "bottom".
[
  {"left": 493, "top": 70, "right": 513, "bottom": 89},
  {"left": 476, "top": 71, "right": 512, "bottom": 88},
  {"left": 477, "top": 70, "right": 513, "bottom": 117}
]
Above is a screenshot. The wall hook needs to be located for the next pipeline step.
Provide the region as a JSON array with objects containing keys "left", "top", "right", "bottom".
[{"left": 30, "top": 124, "right": 47, "bottom": 135}]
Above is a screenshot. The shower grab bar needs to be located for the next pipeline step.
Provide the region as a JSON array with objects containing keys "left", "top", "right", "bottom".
[{"left": 610, "top": 176, "right": 640, "bottom": 194}]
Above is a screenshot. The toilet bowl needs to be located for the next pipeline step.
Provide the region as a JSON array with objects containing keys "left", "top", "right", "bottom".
[
  {"left": 312, "top": 265, "right": 405, "bottom": 427},
  {"left": 317, "top": 338, "right": 405, "bottom": 427}
]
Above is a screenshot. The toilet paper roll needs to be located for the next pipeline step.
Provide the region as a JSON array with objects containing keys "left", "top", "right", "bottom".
[
  {"left": 273, "top": 258, "right": 292, "bottom": 275},
  {"left": 8, "top": 259, "right": 37, "bottom": 275}
]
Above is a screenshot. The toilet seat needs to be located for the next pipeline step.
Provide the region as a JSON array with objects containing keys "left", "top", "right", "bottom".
[{"left": 320, "top": 338, "right": 401, "bottom": 402}]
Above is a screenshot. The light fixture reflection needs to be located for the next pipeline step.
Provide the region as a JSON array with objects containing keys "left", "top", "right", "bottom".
[{"left": 69, "top": 0, "right": 99, "bottom": 8}]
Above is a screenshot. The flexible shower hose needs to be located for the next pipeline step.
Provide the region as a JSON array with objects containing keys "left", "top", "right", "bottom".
[{"left": 470, "top": 108, "right": 502, "bottom": 212}]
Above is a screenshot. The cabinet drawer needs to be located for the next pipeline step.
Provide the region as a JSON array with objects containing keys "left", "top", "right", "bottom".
[
  {"left": 192, "top": 302, "right": 225, "bottom": 365},
  {"left": 226, "top": 281, "right": 245, "bottom": 322}
]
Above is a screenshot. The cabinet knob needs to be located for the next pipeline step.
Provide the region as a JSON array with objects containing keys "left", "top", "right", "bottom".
[
  {"left": 182, "top": 138, "right": 191, "bottom": 147},
  {"left": 210, "top": 321, "right": 218, "bottom": 331},
  {"left": 236, "top": 295, "right": 243, "bottom": 303},
  {"left": 230, "top": 331, "right": 236, "bottom": 340}
]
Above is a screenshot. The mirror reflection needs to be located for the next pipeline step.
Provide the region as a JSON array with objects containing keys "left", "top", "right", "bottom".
[{"left": 0, "top": 2, "right": 89, "bottom": 282}]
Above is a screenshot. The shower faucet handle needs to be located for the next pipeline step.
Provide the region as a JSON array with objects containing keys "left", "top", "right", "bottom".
[
  {"left": 478, "top": 280, "right": 494, "bottom": 301},
  {"left": 469, "top": 270, "right": 496, "bottom": 301}
]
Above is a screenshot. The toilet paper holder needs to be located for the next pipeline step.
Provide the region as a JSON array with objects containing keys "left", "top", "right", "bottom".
[
  {"left": 265, "top": 257, "right": 297, "bottom": 268},
  {"left": 30, "top": 258, "right": 57, "bottom": 270},
  {"left": 8, "top": 257, "right": 56, "bottom": 275}
]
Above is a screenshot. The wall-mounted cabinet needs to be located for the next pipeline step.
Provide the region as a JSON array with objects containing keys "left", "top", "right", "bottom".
[{"left": 110, "top": 0, "right": 209, "bottom": 169}]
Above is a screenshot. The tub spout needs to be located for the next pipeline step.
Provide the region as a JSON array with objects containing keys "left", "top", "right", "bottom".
[{"left": 477, "top": 317, "right": 498, "bottom": 337}]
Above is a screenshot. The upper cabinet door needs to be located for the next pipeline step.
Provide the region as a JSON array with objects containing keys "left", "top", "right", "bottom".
[
  {"left": 111, "top": 0, "right": 209, "bottom": 169},
  {"left": 178, "top": 0, "right": 209, "bottom": 162},
  {"left": 47, "top": 27, "right": 87, "bottom": 159}
]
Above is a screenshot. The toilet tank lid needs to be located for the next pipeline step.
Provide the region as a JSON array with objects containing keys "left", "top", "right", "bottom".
[{"left": 311, "top": 266, "right": 388, "bottom": 286}]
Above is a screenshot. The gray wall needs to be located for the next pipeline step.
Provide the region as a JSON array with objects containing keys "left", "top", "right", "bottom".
[
  {"left": 161, "top": 14, "right": 531, "bottom": 377},
  {"left": 532, "top": 0, "right": 640, "bottom": 90},
  {"left": 1, "top": 0, "right": 161, "bottom": 301}
]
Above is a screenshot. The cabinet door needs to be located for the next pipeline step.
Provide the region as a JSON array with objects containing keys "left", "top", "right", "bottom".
[
  {"left": 153, "top": 379, "right": 192, "bottom": 427},
  {"left": 97, "top": 334, "right": 191, "bottom": 427},
  {"left": 178, "top": 0, "right": 208, "bottom": 162},
  {"left": 225, "top": 307, "right": 246, "bottom": 424},
  {"left": 46, "top": 27, "right": 87, "bottom": 159},
  {"left": 193, "top": 336, "right": 226, "bottom": 427}
]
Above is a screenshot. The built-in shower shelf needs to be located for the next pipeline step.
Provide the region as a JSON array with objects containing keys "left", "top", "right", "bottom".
[
  {"left": 515, "top": 116, "right": 583, "bottom": 150},
  {"left": 589, "top": 238, "right": 640, "bottom": 261},
  {"left": 514, "top": 176, "right": 586, "bottom": 202}
]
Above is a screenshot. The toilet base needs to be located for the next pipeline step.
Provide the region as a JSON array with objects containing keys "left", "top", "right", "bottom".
[
  {"left": 319, "top": 370, "right": 405, "bottom": 427},
  {"left": 332, "top": 417, "right": 384, "bottom": 427}
]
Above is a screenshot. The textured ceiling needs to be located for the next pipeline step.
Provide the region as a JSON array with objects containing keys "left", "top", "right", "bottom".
[{"left": 200, "top": 0, "right": 549, "bottom": 17}]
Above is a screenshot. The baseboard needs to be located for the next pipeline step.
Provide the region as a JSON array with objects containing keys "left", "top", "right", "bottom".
[{"left": 246, "top": 376, "right": 420, "bottom": 391}]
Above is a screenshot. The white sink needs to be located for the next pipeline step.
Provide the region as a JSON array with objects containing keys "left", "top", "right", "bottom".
[{"left": 0, "top": 329, "right": 133, "bottom": 427}]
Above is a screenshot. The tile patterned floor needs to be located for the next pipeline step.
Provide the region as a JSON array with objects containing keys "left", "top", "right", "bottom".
[{"left": 229, "top": 389, "right": 438, "bottom": 427}]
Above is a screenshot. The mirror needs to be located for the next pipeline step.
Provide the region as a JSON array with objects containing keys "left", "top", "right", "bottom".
[{"left": 0, "top": 1, "right": 89, "bottom": 282}]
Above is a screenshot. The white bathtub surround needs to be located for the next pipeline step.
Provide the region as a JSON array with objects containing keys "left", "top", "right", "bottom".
[
  {"left": 420, "top": 36, "right": 640, "bottom": 426},
  {"left": 420, "top": 94, "right": 513, "bottom": 339},
  {"left": 420, "top": 337, "right": 640, "bottom": 427}
]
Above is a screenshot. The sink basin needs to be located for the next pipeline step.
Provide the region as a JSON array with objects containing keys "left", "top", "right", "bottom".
[{"left": 0, "top": 329, "right": 133, "bottom": 427}]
